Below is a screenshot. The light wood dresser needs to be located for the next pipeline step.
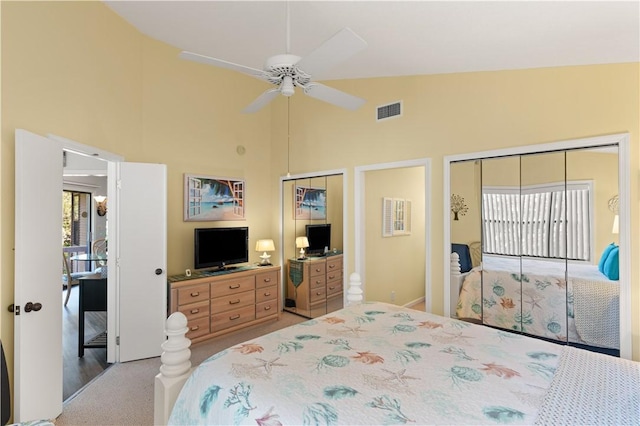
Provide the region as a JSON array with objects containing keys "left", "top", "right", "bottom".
[
  {"left": 168, "top": 265, "right": 280, "bottom": 343},
  {"left": 284, "top": 253, "right": 343, "bottom": 318}
]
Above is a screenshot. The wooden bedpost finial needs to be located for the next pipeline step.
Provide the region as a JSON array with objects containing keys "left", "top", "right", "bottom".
[
  {"left": 450, "top": 252, "right": 461, "bottom": 278},
  {"left": 347, "top": 272, "right": 363, "bottom": 305},
  {"left": 159, "top": 312, "right": 192, "bottom": 378}
]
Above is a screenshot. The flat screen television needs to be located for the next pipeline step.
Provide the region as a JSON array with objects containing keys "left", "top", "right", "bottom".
[
  {"left": 194, "top": 226, "right": 249, "bottom": 270},
  {"left": 305, "top": 223, "right": 331, "bottom": 256}
]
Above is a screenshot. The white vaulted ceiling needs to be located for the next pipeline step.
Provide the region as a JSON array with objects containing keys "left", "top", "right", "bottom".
[{"left": 105, "top": 1, "right": 639, "bottom": 81}]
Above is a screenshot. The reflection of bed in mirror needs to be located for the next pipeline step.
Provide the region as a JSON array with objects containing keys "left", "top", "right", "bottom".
[{"left": 451, "top": 251, "right": 619, "bottom": 352}]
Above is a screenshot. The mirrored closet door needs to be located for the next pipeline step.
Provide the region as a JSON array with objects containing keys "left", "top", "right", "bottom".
[
  {"left": 449, "top": 143, "right": 621, "bottom": 356},
  {"left": 281, "top": 173, "right": 344, "bottom": 318}
]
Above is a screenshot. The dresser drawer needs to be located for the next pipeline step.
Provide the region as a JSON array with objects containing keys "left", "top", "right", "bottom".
[
  {"left": 309, "top": 262, "right": 326, "bottom": 277},
  {"left": 211, "top": 290, "right": 255, "bottom": 313},
  {"left": 186, "top": 316, "right": 210, "bottom": 340},
  {"left": 326, "top": 269, "right": 342, "bottom": 283},
  {"left": 211, "top": 305, "right": 256, "bottom": 333},
  {"left": 211, "top": 276, "right": 255, "bottom": 297},
  {"left": 327, "top": 281, "right": 343, "bottom": 297},
  {"left": 310, "top": 275, "right": 326, "bottom": 289},
  {"left": 177, "top": 283, "right": 210, "bottom": 304},
  {"left": 256, "top": 284, "right": 277, "bottom": 303},
  {"left": 178, "top": 299, "right": 210, "bottom": 321},
  {"left": 326, "top": 257, "right": 342, "bottom": 273},
  {"left": 256, "top": 300, "right": 278, "bottom": 319},
  {"left": 310, "top": 286, "right": 327, "bottom": 303},
  {"left": 256, "top": 270, "right": 278, "bottom": 289}
]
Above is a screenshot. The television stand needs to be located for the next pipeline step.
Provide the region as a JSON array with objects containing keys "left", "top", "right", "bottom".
[{"left": 167, "top": 265, "right": 281, "bottom": 343}]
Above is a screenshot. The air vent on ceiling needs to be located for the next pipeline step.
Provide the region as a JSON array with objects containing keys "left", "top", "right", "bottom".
[{"left": 376, "top": 101, "right": 402, "bottom": 121}]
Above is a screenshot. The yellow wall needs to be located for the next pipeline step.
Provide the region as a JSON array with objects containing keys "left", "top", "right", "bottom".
[
  {"left": 1, "top": 3, "right": 639, "bottom": 406},
  {"left": 364, "top": 166, "right": 426, "bottom": 306}
]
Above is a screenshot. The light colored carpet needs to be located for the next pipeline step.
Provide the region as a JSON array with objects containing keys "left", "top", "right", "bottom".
[{"left": 55, "top": 311, "right": 306, "bottom": 425}]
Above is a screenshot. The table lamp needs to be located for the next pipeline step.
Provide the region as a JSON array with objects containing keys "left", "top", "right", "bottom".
[
  {"left": 296, "top": 236, "right": 309, "bottom": 260},
  {"left": 255, "top": 239, "right": 275, "bottom": 266}
]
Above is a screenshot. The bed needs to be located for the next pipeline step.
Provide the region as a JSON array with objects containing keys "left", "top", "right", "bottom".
[
  {"left": 155, "top": 301, "right": 638, "bottom": 425},
  {"left": 452, "top": 253, "right": 620, "bottom": 351}
]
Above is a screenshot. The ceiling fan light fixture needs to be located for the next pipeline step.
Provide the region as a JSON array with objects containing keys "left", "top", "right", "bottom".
[{"left": 281, "top": 76, "right": 295, "bottom": 97}]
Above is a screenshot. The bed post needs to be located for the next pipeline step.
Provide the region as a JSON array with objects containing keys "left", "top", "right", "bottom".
[
  {"left": 154, "top": 312, "right": 193, "bottom": 426},
  {"left": 347, "top": 272, "right": 363, "bottom": 305},
  {"left": 450, "top": 252, "right": 461, "bottom": 317}
]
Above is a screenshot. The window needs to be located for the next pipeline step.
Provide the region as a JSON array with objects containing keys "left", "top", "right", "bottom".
[
  {"left": 482, "top": 181, "right": 592, "bottom": 261},
  {"left": 63, "top": 190, "right": 91, "bottom": 247}
]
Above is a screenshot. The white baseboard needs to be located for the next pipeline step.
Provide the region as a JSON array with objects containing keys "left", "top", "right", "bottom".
[{"left": 403, "top": 296, "right": 425, "bottom": 308}]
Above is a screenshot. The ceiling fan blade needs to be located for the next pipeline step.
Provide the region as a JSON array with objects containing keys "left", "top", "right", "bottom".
[
  {"left": 303, "top": 83, "right": 366, "bottom": 111},
  {"left": 295, "top": 27, "right": 367, "bottom": 77},
  {"left": 242, "top": 88, "right": 281, "bottom": 114},
  {"left": 179, "top": 51, "right": 267, "bottom": 81}
]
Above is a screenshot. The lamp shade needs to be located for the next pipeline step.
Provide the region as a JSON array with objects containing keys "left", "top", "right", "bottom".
[
  {"left": 295, "top": 236, "right": 309, "bottom": 248},
  {"left": 612, "top": 215, "right": 619, "bottom": 234},
  {"left": 255, "top": 239, "right": 275, "bottom": 252}
]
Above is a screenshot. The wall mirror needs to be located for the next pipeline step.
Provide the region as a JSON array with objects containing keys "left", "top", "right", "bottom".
[
  {"left": 280, "top": 171, "right": 345, "bottom": 318},
  {"left": 445, "top": 134, "right": 629, "bottom": 359}
]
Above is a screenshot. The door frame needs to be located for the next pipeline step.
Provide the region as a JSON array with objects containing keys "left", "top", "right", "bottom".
[
  {"left": 354, "top": 158, "right": 432, "bottom": 311},
  {"left": 443, "top": 133, "right": 631, "bottom": 360},
  {"left": 50, "top": 133, "right": 123, "bottom": 362}
]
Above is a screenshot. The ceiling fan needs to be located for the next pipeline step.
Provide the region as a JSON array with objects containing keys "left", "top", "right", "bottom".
[{"left": 178, "top": 6, "right": 368, "bottom": 113}]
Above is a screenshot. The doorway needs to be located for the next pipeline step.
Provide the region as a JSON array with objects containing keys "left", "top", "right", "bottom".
[
  {"left": 62, "top": 155, "right": 110, "bottom": 400},
  {"left": 354, "top": 159, "right": 431, "bottom": 310},
  {"left": 14, "top": 129, "right": 166, "bottom": 422}
]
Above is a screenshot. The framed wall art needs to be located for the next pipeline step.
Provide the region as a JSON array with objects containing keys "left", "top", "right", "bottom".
[
  {"left": 184, "top": 174, "right": 245, "bottom": 221},
  {"left": 294, "top": 185, "right": 326, "bottom": 220},
  {"left": 382, "top": 197, "right": 412, "bottom": 237}
]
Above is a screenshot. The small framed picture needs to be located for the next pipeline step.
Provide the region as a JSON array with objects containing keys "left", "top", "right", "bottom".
[
  {"left": 294, "top": 185, "right": 326, "bottom": 220},
  {"left": 184, "top": 174, "right": 245, "bottom": 221}
]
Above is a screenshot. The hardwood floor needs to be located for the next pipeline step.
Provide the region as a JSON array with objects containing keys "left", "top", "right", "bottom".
[{"left": 62, "top": 285, "right": 109, "bottom": 401}]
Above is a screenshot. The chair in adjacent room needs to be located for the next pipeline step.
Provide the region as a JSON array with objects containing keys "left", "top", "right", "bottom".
[
  {"left": 92, "top": 238, "right": 108, "bottom": 277},
  {"left": 62, "top": 251, "right": 95, "bottom": 307}
]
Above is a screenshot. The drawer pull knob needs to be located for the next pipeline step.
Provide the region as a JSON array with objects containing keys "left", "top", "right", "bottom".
[
  {"left": 329, "top": 275, "right": 336, "bottom": 279},
  {"left": 190, "top": 308, "right": 200, "bottom": 314},
  {"left": 190, "top": 325, "right": 199, "bottom": 331},
  {"left": 264, "top": 292, "right": 271, "bottom": 297},
  {"left": 329, "top": 286, "right": 335, "bottom": 290},
  {"left": 229, "top": 284, "right": 241, "bottom": 289},
  {"left": 264, "top": 305, "right": 271, "bottom": 311},
  {"left": 329, "top": 264, "right": 335, "bottom": 269},
  {"left": 230, "top": 314, "right": 241, "bottom": 320},
  {"left": 316, "top": 292, "right": 322, "bottom": 296},
  {"left": 315, "top": 268, "right": 321, "bottom": 272},
  {"left": 190, "top": 292, "right": 200, "bottom": 297},
  {"left": 263, "top": 278, "right": 271, "bottom": 283},
  {"left": 229, "top": 299, "right": 241, "bottom": 305}
]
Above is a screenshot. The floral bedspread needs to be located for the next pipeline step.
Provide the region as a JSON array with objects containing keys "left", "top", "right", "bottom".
[
  {"left": 455, "top": 260, "right": 619, "bottom": 349},
  {"left": 456, "top": 268, "right": 572, "bottom": 342},
  {"left": 169, "top": 302, "right": 562, "bottom": 425}
]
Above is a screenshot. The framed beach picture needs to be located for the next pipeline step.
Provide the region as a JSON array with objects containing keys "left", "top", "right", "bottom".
[
  {"left": 184, "top": 174, "right": 245, "bottom": 221},
  {"left": 294, "top": 185, "right": 326, "bottom": 220}
]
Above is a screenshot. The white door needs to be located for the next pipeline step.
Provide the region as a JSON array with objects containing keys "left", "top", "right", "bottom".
[
  {"left": 14, "top": 130, "right": 168, "bottom": 421},
  {"left": 113, "top": 162, "right": 167, "bottom": 362},
  {"left": 14, "top": 129, "right": 63, "bottom": 421}
]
